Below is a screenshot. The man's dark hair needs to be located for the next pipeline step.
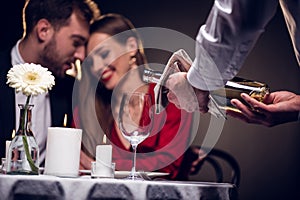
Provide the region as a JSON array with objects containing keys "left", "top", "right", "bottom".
[{"left": 22, "top": 0, "right": 100, "bottom": 38}]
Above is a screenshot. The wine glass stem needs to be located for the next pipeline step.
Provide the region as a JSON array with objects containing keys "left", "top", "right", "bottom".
[{"left": 131, "top": 144, "right": 138, "bottom": 178}]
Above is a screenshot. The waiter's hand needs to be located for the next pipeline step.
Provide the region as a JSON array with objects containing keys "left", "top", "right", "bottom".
[
  {"left": 166, "top": 72, "right": 209, "bottom": 113},
  {"left": 227, "top": 91, "right": 300, "bottom": 127}
]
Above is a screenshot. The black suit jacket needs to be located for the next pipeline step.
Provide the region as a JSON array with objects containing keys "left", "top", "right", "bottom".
[{"left": 0, "top": 47, "right": 75, "bottom": 159}]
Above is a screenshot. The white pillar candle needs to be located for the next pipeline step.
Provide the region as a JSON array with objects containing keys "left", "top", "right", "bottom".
[
  {"left": 93, "top": 144, "right": 113, "bottom": 177},
  {"left": 44, "top": 127, "right": 82, "bottom": 177},
  {"left": 5, "top": 140, "right": 11, "bottom": 159}
]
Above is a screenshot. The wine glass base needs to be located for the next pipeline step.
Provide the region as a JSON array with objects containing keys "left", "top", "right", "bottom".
[{"left": 123, "top": 174, "right": 145, "bottom": 181}]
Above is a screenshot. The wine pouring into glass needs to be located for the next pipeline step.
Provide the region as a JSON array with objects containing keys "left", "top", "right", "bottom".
[{"left": 118, "top": 92, "right": 154, "bottom": 180}]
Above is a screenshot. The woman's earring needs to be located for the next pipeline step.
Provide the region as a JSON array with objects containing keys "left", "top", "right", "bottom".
[{"left": 129, "top": 57, "right": 137, "bottom": 66}]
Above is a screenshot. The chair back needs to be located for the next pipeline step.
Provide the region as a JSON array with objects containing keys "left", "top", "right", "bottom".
[{"left": 177, "top": 146, "right": 241, "bottom": 188}]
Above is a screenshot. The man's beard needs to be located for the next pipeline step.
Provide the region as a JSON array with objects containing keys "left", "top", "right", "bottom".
[{"left": 40, "top": 37, "right": 65, "bottom": 78}]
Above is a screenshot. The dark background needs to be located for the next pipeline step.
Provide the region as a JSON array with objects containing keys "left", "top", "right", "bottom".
[{"left": 1, "top": 1, "right": 300, "bottom": 199}]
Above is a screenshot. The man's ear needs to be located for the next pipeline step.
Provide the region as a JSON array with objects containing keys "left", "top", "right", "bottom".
[
  {"left": 36, "top": 19, "right": 53, "bottom": 42},
  {"left": 126, "top": 37, "right": 138, "bottom": 56}
]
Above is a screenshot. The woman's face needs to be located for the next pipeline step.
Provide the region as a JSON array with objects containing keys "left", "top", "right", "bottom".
[{"left": 87, "top": 33, "right": 133, "bottom": 90}]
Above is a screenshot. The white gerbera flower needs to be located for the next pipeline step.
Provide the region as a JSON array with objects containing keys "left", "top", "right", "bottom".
[
  {"left": 6, "top": 63, "right": 55, "bottom": 174},
  {"left": 6, "top": 63, "right": 55, "bottom": 96}
]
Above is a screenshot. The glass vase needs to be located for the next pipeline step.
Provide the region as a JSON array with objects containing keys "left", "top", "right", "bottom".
[{"left": 6, "top": 104, "right": 39, "bottom": 175}]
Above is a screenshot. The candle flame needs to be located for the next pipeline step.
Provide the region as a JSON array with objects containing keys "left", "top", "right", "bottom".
[
  {"left": 75, "top": 59, "right": 82, "bottom": 81},
  {"left": 12, "top": 129, "right": 15, "bottom": 139},
  {"left": 102, "top": 134, "right": 107, "bottom": 144},
  {"left": 65, "top": 59, "right": 82, "bottom": 81},
  {"left": 63, "top": 114, "right": 67, "bottom": 127}
]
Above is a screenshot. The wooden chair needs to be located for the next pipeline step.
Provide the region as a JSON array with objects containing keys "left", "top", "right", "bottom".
[{"left": 176, "top": 146, "right": 241, "bottom": 188}]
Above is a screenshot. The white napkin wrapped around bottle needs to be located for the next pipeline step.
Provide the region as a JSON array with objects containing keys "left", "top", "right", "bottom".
[{"left": 153, "top": 49, "right": 226, "bottom": 119}]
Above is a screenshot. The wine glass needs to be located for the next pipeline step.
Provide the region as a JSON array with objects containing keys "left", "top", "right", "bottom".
[{"left": 118, "top": 92, "right": 154, "bottom": 180}]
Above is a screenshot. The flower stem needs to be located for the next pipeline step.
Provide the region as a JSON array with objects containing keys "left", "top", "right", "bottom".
[
  {"left": 22, "top": 95, "right": 38, "bottom": 173},
  {"left": 21, "top": 95, "right": 31, "bottom": 131},
  {"left": 25, "top": 95, "right": 31, "bottom": 109},
  {"left": 22, "top": 135, "right": 39, "bottom": 173}
]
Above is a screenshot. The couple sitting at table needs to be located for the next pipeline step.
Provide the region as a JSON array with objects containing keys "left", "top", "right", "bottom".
[{"left": 73, "top": 13, "right": 201, "bottom": 180}]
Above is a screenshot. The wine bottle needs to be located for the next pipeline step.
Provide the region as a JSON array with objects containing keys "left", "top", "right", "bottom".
[
  {"left": 143, "top": 68, "right": 170, "bottom": 110},
  {"left": 210, "top": 77, "right": 270, "bottom": 112},
  {"left": 143, "top": 68, "right": 270, "bottom": 114}
]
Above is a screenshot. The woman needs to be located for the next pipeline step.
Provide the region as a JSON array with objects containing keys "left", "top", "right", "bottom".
[{"left": 74, "top": 13, "right": 195, "bottom": 179}]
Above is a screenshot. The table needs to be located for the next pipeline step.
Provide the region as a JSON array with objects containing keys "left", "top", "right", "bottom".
[{"left": 0, "top": 174, "right": 237, "bottom": 200}]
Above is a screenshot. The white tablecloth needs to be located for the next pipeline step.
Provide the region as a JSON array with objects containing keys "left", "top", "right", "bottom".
[{"left": 0, "top": 174, "right": 237, "bottom": 200}]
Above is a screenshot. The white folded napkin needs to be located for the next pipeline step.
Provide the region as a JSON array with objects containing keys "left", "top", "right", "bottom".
[
  {"left": 153, "top": 49, "right": 192, "bottom": 113},
  {"left": 153, "top": 49, "right": 226, "bottom": 119}
]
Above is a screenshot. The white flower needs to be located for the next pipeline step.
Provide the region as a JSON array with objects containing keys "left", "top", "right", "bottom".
[{"left": 6, "top": 63, "right": 55, "bottom": 96}]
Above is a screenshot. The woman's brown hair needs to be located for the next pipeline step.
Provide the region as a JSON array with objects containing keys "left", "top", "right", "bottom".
[{"left": 78, "top": 13, "right": 148, "bottom": 158}]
